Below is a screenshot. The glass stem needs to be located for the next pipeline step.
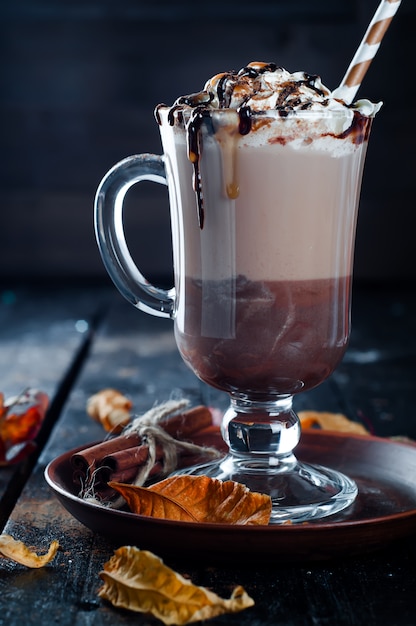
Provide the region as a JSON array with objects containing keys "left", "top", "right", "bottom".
[{"left": 222, "top": 394, "right": 301, "bottom": 460}]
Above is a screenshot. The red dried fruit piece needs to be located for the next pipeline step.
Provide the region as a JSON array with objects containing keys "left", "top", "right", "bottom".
[{"left": 0, "top": 389, "right": 49, "bottom": 465}]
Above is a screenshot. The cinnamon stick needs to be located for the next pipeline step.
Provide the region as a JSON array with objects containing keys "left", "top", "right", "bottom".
[
  {"left": 71, "top": 404, "right": 224, "bottom": 499},
  {"left": 187, "top": 425, "right": 227, "bottom": 452},
  {"left": 71, "top": 433, "right": 142, "bottom": 476},
  {"left": 97, "top": 444, "right": 164, "bottom": 482},
  {"left": 71, "top": 405, "right": 213, "bottom": 477},
  {"left": 160, "top": 405, "right": 213, "bottom": 438}
]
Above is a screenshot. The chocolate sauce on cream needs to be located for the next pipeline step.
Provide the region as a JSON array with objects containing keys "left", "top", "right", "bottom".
[
  {"left": 186, "top": 108, "right": 208, "bottom": 228},
  {"left": 155, "top": 62, "right": 375, "bottom": 229},
  {"left": 340, "top": 110, "right": 372, "bottom": 144},
  {"left": 238, "top": 106, "right": 252, "bottom": 136}
]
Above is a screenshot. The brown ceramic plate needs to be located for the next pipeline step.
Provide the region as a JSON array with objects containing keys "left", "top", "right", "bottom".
[{"left": 44, "top": 431, "right": 416, "bottom": 562}]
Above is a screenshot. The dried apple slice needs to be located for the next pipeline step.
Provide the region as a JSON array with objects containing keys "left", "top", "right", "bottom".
[
  {"left": 299, "top": 410, "right": 370, "bottom": 435},
  {"left": 0, "top": 389, "right": 49, "bottom": 465},
  {"left": 99, "top": 546, "right": 254, "bottom": 625},
  {"left": 87, "top": 388, "right": 132, "bottom": 433},
  {"left": 0, "top": 534, "right": 59, "bottom": 568}
]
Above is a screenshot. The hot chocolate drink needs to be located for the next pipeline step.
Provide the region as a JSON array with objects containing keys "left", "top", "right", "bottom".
[
  {"left": 154, "top": 65, "right": 378, "bottom": 399},
  {"left": 176, "top": 275, "right": 350, "bottom": 397}
]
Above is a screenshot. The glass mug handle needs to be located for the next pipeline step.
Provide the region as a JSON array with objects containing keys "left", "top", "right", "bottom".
[{"left": 94, "top": 153, "right": 175, "bottom": 318}]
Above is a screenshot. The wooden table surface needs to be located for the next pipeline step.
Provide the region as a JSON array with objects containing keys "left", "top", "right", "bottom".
[{"left": 0, "top": 283, "right": 415, "bottom": 626}]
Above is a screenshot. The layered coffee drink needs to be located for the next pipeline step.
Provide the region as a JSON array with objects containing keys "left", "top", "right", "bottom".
[{"left": 155, "top": 63, "right": 379, "bottom": 398}]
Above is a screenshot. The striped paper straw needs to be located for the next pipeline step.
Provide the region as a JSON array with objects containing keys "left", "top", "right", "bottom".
[{"left": 332, "top": 0, "right": 402, "bottom": 103}]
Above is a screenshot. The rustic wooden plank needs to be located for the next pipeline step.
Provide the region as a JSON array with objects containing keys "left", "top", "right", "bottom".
[
  {"left": 0, "top": 296, "right": 217, "bottom": 625},
  {"left": 1, "top": 285, "right": 415, "bottom": 625},
  {"left": 0, "top": 286, "right": 109, "bottom": 525},
  {"left": 332, "top": 285, "right": 416, "bottom": 439}
]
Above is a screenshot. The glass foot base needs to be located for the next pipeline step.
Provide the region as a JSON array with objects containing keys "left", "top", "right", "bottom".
[{"left": 175, "top": 454, "right": 358, "bottom": 524}]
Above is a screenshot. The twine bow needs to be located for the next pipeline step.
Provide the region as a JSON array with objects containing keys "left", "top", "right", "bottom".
[{"left": 81, "top": 400, "right": 222, "bottom": 508}]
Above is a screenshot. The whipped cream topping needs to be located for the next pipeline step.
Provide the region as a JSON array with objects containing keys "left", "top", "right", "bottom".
[
  {"left": 170, "top": 62, "right": 381, "bottom": 117},
  {"left": 155, "top": 62, "right": 381, "bottom": 228}
]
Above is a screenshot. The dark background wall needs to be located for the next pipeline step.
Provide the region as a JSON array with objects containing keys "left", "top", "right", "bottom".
[{"left": 1, "top": 0, "right": 415, "bottom": 286}]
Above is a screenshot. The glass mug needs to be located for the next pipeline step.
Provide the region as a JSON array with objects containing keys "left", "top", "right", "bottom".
[{"left": 94, "top": 106, "right": 373, "bottom": 522}]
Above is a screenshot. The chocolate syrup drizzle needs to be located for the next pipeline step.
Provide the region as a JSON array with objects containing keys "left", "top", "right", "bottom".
[
  {"left": 155, "top": 63, "right": 360, "bottom": 229},
  {"left": 186, "top": 107, "right": 209, "bottom": 228}
]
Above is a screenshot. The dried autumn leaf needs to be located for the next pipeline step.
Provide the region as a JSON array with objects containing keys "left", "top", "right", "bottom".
[
  {"left": 299, "top": 411, "right": 370, "bottom": 435},
  {"left": 0, "top": 389, "right": 49, "bottom": 466},
  {"left": 153, "top": 475, "right": 271, "bottom": 525},
  {"left": 109, "top": 482, "right": 197, "bottom": 522},
  {"left": 99, "top": 546, "right": 254, "bottom": 625},
  {"left": 110, "top": 475, "right": 272, "bottom": 525},
  {"left": 87, "top": 388, "right": 132, "bottom": 433},
  {"left": 0, "top": 534, "right": 59, "bottom": 568}
]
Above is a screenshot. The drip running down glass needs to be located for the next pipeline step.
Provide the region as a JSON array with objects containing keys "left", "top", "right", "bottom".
[{"left": 94, "top": 87, "right": 375, "bottom": 523}]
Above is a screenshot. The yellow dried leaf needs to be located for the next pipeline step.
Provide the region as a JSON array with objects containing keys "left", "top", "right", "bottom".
[
  {"left": 99, "top": 546, "right": 254, "bottom": 625},
  {"left": 0, "top": 534, "right": 59, "bottom": 568},
  {"left": 299, "top": 411, "right": 370, "bottom": 435},
  {"left": 110, "top": 475, "right": 271, "bottom": 525},
  {"left": 87, "top": 388, "right": 132, "bottom": 433}
]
